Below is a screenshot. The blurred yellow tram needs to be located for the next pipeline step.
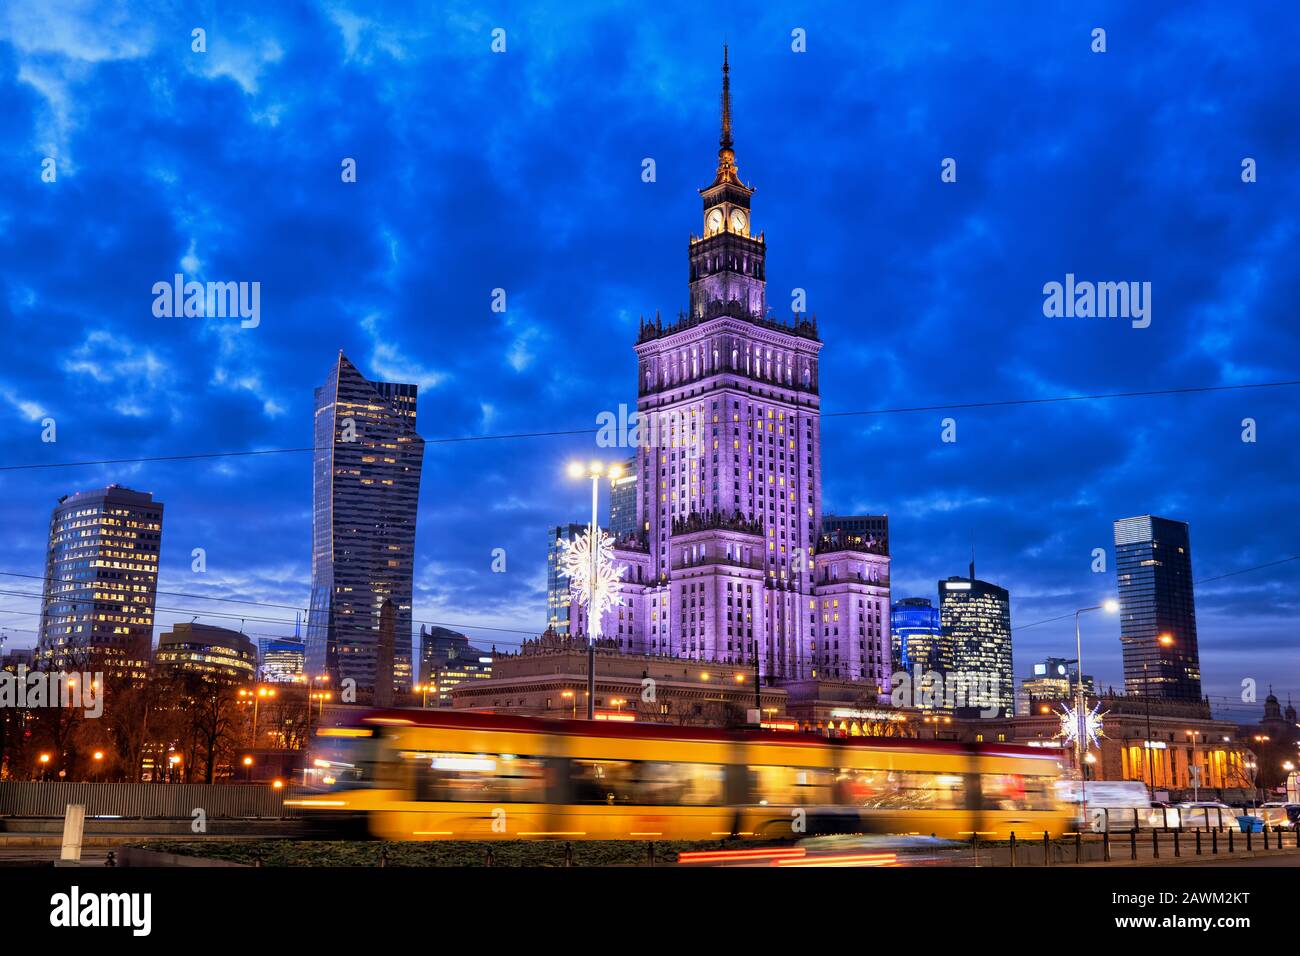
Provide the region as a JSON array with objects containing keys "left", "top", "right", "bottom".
[{"left": 288, "top": 710, "right": 1070, "bottom": 841}]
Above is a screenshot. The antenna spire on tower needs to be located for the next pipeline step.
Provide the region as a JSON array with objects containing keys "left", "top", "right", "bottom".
[{"left": 720, "top": 44, "right": 732, "bottom": 152}]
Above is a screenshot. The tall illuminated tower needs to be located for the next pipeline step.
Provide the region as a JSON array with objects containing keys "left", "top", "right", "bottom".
[
  {"left": 306, "top": 352, "right": 423, "bottom": 703},
  {"left": 939, "top": 564, "right": 1013, "bottom": 716},
  {"left": 1114, "top": 515, "right": 1202, "bottom": 701},
  {"left": 574, "top": 49, "right": 891, "bottom": 690}
]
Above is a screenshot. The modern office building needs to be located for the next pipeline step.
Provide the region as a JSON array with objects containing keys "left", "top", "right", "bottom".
[
  {"left": 938, "top": 565, "right": 1013, "bottom": 717},
  {"left": 547, "top": 523, "right": 589, "bottom": 635},
  {"left": 1018, "top": 657, "right": 1095, "bottom": 716},
  {"left": 891, "top": 597, "right": 950, "bottom": 676},
  {"left": 568, "top": 50, "right": 891, "bottom": 689},
  {"left": 260, "top": 638, "right": 305, "bottom": 683},
  {"left": 1114, "top": 515, "right": 1202, "bottom": 701},
  {"left": 36, "top": 485, "right": 164, "bottom": 679},
  {"left": 822, "top": 514, "right": 889, "bottom": 553},
  {"left": 306, "top": 352, "right": 424, "bottom": 705},
  {"left": 607, "top": 456, "right": 639, "bottom": 540},
  {"left": 155, "top": 623, "right": 257, "bottom": 685},
  {"left": 417, "top": 625, "right": 492, "bottom": 706}
]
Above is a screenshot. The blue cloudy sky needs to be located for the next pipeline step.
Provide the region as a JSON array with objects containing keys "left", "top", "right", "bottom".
[{"left": 0, "top": 1, "right": 1296, "bottom": 717}]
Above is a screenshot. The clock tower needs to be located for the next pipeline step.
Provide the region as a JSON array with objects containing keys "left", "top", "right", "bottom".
[
  {"left": 574, "top": 46, "right": 892, "bottom": 696},
  {"left": 689, "top": 46, "right": 766, "bottom": 320}
]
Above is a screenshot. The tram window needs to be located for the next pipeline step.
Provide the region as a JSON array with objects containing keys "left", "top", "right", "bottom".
[
  {"left": 407, "top": 752, "right": 547, "bottom": 803},
  {"left": 747, "top": 765, "right": 835, "bottom": 806},
  {"left": 310, "top": 735, "right": 382, "bottom": 790},
  {"left": 570, "top": 760, "right": 725, "bottom": 806},
  {"left": 980, "top": 774, "right": 1056, "bottom": 811},
  {"left": 832, "top": 769, "right": 964, "bottom": 810}
]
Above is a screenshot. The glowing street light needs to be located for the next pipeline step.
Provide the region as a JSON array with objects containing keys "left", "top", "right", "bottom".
[
  {"left": 562, "top": 459, "right": 627, "bottom": 719},
  {"left": 1072, "top": 599, "right": 1120, "bottom": 827}
]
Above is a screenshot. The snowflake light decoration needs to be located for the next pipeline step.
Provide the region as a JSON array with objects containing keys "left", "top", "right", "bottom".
[
  {"left": 1057, "top": 701, "right": 1106, "bottom": 750},
  {"left": 558, "top": 526, "right": 626, "bottom": 639}
]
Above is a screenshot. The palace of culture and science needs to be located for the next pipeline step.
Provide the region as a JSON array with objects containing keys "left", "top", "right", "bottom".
[{"left": 569, "top": 50, "right": 891, "bottom": 695}]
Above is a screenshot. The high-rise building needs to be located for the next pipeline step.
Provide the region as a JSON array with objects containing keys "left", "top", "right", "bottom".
[
  {"left": 156, "top": 623, "right": 257, "bottom": 685},
  {"left": 36, "top": 485, "right": 163, "bottom": 679},
  {"left": 260, "top": 638, "right": 305, "bottom": 683},
  {"left": 417, "top": 624, "right": 492, "bottom": 706},
  {"left": 938, "top": 565, "right": 1013, "bottom": 716},
  {"left": 607, "top": 456, "right": 638, "bottom": 540},
  {"left": 891, "top": 597, "right": 950, "bottom": 676},
  {"left": 547, "top": 523, "right": 588, "bottom": 635},
  {"left": 306, "top": 352, "right": 424, "bottom": 705},
  {"left": 1114, "top": 515, "right": 1202, "bottom": 701},
  {"left": 570, "top": 50, "right": 891, "bottom": 689},
  {"left": 823, "top": 514, "right": 888, "bottom": 553},
  {"left": 1018, "top": 657, "right": 1095, "bottom": 716}
]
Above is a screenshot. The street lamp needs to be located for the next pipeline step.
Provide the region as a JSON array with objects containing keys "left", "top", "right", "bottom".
[
  {"left": 561, "top": 689, "right": 576, "bottom": 719},
  {"left": 566, "top": 459, "right": 624, "bottom": 720},
  {"left": 1073, "top": 599, "right": 1119, "bottom": 830}
]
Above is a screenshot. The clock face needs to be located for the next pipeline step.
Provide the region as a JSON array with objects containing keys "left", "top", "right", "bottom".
[
  {"left": 730, "top": 209, "right": 747, "bottom": 232},
  {"left": 706, "top": 208, "right": 723, "bottom": 233}
]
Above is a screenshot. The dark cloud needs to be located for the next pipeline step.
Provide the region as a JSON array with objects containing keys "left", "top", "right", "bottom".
[{"left": 0, "top": 1, "right": 1294, "bottom": 704}]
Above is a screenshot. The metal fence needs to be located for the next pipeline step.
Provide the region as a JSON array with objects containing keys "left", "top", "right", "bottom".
[{"left": 0, "top": 782, "right": 296, "bottom": 819}]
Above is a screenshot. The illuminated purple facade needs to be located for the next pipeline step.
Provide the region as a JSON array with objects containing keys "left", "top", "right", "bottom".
[{"left": 571, "top": 51, "right": 891, "bottom": 692}]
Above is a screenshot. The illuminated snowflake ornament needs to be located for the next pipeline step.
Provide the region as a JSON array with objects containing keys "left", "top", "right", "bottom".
[
  {"left": 1057, "top": 701, "right": 1106, "bottom": 749},
  {"left": 558, "top": 525, "right": 626, "bottom": 640}
]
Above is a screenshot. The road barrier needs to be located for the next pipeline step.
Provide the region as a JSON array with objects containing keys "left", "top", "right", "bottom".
[{"left": 0, "top": 782, "right": 295, "bottom": 819}]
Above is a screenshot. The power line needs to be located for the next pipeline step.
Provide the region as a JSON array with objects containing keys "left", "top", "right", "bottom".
[
  {"left": 2, "top": 378, "right": 1297, "bottom": 473},
  {"left": 1011, "top": 555, "right": 1300, "bottom": 634},
  {"left": 0, "top": 573, "right": 542, "bottom": 641},
  {"left": 0, "top": 606, "right": 538, "bottom": 649},
  {"left": 2, "top": 548, "right": 1297, "bottom": 657}
]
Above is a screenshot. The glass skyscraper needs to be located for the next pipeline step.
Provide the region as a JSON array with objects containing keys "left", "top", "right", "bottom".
[
  {"left": 307, "top": 352, "right": 424, "bottom": 705},
  {"left": 418, "top": 624, "right": 492, "bottom": 706},
  {"left": 1114, "top": 515, "right": 1202, "bottom": 701},
  {"left": 547, "top": 523, "right": 588, "bottom": 635},
  {"left": 260, "top": 637, "right": 305, "bottom": 683},
  {"left": 938, "top": 567, "right": 1013, "bottom": 716},
  {"left": 607, "top": 456, "right": 638, "bottom": 540},
  {"left": 890, "top": 596, "right": 949, "bottom": 676},
  {"left": 36, "top": 484, "right": 163, "bottom": 679}
]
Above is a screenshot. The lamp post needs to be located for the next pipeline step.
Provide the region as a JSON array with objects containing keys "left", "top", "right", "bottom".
[
  {"left": 303, "top": 672, "right": 329, "bottom": 753},
  {"left": 566, "top": 459, "right": 624, "bottom": 720},
  {"left": 1185, "top": 729, "right": 1201, "bottom": 801},
  {"left": 1073, "top": 599, "right": 1119, "bottom": 830}
]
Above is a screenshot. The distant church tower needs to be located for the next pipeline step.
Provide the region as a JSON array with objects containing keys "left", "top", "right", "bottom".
[{"left": 573, "top": 49, "right": 892, "bottom": 691}]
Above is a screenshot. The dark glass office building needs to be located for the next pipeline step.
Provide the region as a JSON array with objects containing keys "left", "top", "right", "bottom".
[
  {"left": 418, "top": 624, "right": 492, "bottom": 706},
  {"left": 890, "top": 597, "right": 950, "bottom": 676},
  {"left": 1114, "top": 515, "right": 1202, "bottom": 701},
  {"left": 307, "top": 352, "right": 424, "bottom": 705},
  {"left": 607, "top": 456, "right": 638, "bottom": 540},
  {"left": 547, "top": 523, "right": 588, "bottom": 635}
]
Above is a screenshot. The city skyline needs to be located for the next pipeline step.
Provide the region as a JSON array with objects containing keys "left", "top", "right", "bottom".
[{"left": 0, "top": 4, "right": 1296, "bottom": 719}]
